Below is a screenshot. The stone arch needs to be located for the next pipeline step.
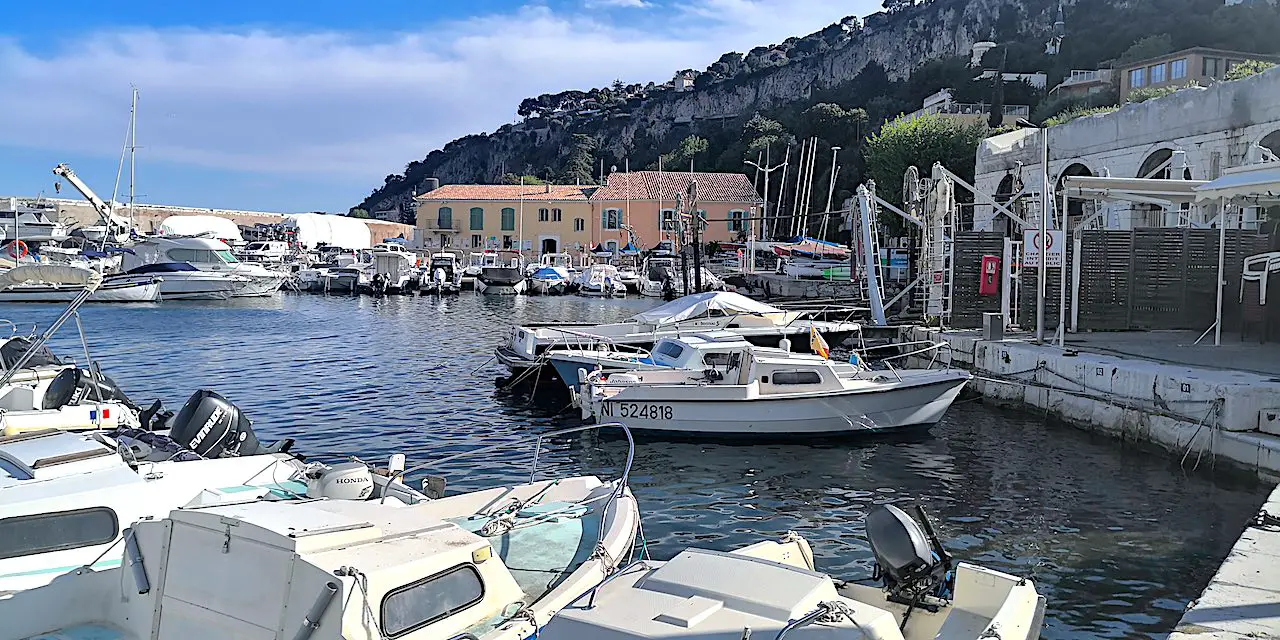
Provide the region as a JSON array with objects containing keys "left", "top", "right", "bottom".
[
  {"left": 1137, "top": 148, "right": 1175, "bottom": 179},
  {"left": 1259, "top": 129, "right": 1280, "bottom": 159},
  {"left": 1055, "top": 162, "right": 1094, "bottom": 219}
]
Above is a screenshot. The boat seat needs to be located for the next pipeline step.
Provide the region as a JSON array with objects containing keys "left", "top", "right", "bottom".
[{"left": 26, "top": 624, "right": 137, "bottom": 640}]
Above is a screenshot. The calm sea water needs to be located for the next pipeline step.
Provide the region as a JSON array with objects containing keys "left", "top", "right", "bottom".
[{"left": 2, "top": 293, "right": 1270, "bottom": 639}]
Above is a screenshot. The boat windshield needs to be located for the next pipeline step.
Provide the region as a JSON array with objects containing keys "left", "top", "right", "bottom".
[{"left": 216, "top": 250, "right": 240, "bottom": 264}]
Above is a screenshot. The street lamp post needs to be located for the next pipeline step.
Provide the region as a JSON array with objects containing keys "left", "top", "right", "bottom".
[{"left": 744, "top": 148, "right": 788, "bottom": 274}]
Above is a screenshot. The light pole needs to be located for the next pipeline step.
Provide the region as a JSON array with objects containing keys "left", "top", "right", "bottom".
[
  {"left": 745, "top": 148, "right": 788, "bottom": 274},
  {"left": 1016, "top": 119, "right": 1049, "bottom": 344}
]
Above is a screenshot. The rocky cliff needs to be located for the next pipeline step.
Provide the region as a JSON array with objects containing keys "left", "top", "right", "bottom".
[{"left": 359, "top": 0, "right": 1060, "bottom": 215}]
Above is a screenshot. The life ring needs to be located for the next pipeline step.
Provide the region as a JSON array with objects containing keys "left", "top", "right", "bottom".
[{"left": 6, "top": 240, "right": 28, "bottom": 260}]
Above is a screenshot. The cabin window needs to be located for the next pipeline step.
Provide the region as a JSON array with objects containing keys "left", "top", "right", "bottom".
[
  {"left": 655, "top": 342, "right": 685, "bottom": 359},
  {"left": 167, "top": 248, "right": 238, "bottom": 265},
  {"left": 552, "top": 208, "right": 563, "bottom": 222},
  {"left": 538, "top": 208, "right": 549, "bottom": 222},
  {"left": 771, "top": 370, "right": 822, "bottom": 385},
  {"left": 381, "top": 564, "right": 485, "bottom": 638},
  {"left": 501, "top": 208, "right": 516, "bottom": 231},
  {"left": 0, "top": 507, "right": 119, "bottom": 560},
  {"left": 469, "top": 207, "right": 484, "bottom": 230},
  {"left": 574, "top": 218, "right": 585, "bottom": 232},
  {"left": 703, "top": 352, "right": 733, "bottom": 367}
]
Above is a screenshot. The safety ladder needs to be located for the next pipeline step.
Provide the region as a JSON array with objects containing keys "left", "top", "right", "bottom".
[
  {"left": 917, "top": 177, "right": 955, "bottom": 324},
  {"left": 1002, "top": 238, "right": 1023, "bottom": 329},
  {"left": 861, "top": 184, "right": 886, "bottom": 307}
]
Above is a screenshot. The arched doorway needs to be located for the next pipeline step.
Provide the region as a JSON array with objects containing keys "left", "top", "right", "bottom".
[
  {"left": 1056, "top": 162, "right": 1094, "bottom": 221},
  {"left": 993, "top": 172, "right": 1018, "bottom": 235},
  {"left": 540, "top": 237, "right": 558, "bottom": 254},
  {"left": 1134, "top": 148, "right": 1187, "bottom": 227}
]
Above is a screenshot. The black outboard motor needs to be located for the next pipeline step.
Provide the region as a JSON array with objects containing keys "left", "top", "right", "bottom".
[
  {"left": 42, "top": 367, "right": 139, "bottom": 411},
  {"left": 168, "top": 390, "right": 272, "bottom": 458},
  {"left": 866, "top": 504, "right": 954, "bottom": 608}
]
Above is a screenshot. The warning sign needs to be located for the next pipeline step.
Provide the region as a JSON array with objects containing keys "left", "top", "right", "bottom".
[{"left": 1022, "top": 229, "right": 1064, "bottom": 268}]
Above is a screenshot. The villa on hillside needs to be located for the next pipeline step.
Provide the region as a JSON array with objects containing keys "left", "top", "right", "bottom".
[
  {"left": 1118, "top": 47, "right": 1279, "bottom": 100},
  {"left": 414, "top": 171, "right": 762, "bottom": 253}
]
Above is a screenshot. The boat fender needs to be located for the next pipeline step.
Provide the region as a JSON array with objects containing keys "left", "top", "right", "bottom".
[
  {"left": 577, "top": 368, "right": 589, "bottom": 385},
  {"left": 779, "top": 338, "right": 792, "bottom": 351}
]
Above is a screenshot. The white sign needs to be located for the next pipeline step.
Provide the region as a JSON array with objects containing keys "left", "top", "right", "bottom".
[{"left": 1022, "top": 229, "right": 1064, "bottom": 268}]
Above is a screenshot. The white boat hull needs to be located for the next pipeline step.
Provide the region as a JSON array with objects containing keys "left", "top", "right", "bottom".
[
  {"left": 586, "top": 374, "right": 969, "bottom": 436},
  {"left": 0, "top": 280, "right": 161, "bottom": 303},
  {"left": 230, "top": 273, "right": 285, "bottom": 297},
  {"left": 477, "top": 278, "right": 528, "bottom": 295},
  {"left": 151, "top": 272, "right": 238, "bottom": 300}
]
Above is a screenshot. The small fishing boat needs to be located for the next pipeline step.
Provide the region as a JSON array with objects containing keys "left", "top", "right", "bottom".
[
  {"left": 577, "top": 264, "right": 627, "bottom": 297},
  {"left": 530, "top": 266, "right": 572, "bottom": 295},
  {"left": 541, "top": 505, "right": 1045, "bottom": 640},
  {"left": 0, "top": 265, "right": 159, "bottom": 303},
  {"left": 497, "top": 291, "right": 862, "bottom": 374},
  {"left": 365, "top": 242, "right": 419, "bottom": 295},
  {"left": 637, "top": 256, "right": 723, "bottom": 298},
  {"left": 1, "top": 424, "right": 640, "bottom": 640},
  {"left": 478, "top": 250, "right": 527, "bottom": 294},
  {"left": 420, "top": 251, "right": 463, "bottom": 295},
  {"left": 578, "top": 333, "right": 970, "bottom": 437}
]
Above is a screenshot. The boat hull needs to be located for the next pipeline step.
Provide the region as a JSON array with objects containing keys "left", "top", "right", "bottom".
[
  {"left": 477, "top": 278, "right": 527, "bottom": 295},
  {"left": 153, "top": 273, "right": 238, "bottom": 300},
  {"left": 230, "top": 273, "right": 285, "bottom": 297},
  {"left": 586, "top": 375, "right": 969, "bottom": 436},
  {"left": 0, "top": 280, "right": 161, "bottom": 303}
]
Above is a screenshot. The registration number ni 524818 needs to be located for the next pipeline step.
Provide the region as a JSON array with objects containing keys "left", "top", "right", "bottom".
[{"left": 601, "top": 402, "right": 673, "bottom": 420}]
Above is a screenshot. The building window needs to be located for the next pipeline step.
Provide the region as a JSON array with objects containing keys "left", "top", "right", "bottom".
[
  {"left": 437, "top": 207, "right": 453, "bottom": 229},
  {"left": 381, "top": 565, "right": 485, "bottom": 638},
  {"left": 1170, "top": 58, "right": 1187, "bottom": 80},
  {"left": 0, "top": 507, "right": 119, "bottom": 560},
  {"left": 1226, "top": 59, "right": 1244, "bottom": 75},
  {"left": 602, "top": 208, "right": 620, "bottom": 230},
  {"left": 538, "top": 208, "right": 549, "bottom": 222},
  {"left": 502, "top": 235, "right": 513, "bottom": 249},
  {"left": 468, "top": 207, "right": 483, "bottom": 230},
  {"left": 501, "top": 207, "right": 516, "bottom": 231},
  {"left": 1149, "top": 63, "right": 1166, "bottom": 84},
  {"left": 552, "top": 208, "right": 562, "bottom": 222},
  {"left": 660, "top": 209, "right": 676, "bottom": 231},
  {"left": 728, "top": 210, "right": 745, "bottom": 232},
  {"left": 471, "top": 234, "right": 481, "bottom": 248},
  {"left": 1129, "top": 67, "right": 1145, "bottom": 88},
  {"left": 1203, "top": 57, "right": 1221, "bottom": 78},
  {"left": 605, "top": 240, "right": 618, "bottom": 253},
  {"left": 573, "top": 218, "right": 585, "bottom": 232}
]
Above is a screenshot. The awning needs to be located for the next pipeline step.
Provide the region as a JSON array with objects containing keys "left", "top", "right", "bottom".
[
  {"left": 629, "top": 291, "right": 785, "bottom": 324},
  {"left": 1060, "top": 175, "right": 1206, "bottom": 204},
  {"left": 619, "top": 242, "right": 640, "bottom": 255},
  {"left": 1193, "top": 163, "right": 1280, "bottom": 203}
]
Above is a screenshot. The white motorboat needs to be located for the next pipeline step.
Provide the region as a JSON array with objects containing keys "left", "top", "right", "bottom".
[
  {"left": 638, "top": 257, "right": 722, "bottom": 298},
  {"left": 615, "top": 262, "right": 641, "bottom": 293},
  {"left": 579, "top": 332, "right": 971, "bottom": 437},
  {"left": 367, "top": 242, "right": 419, "bottom": 294},
  {"left": 0, "top": 424, "right": 641, "bottom": 640},
  {"left": 497, "top": 291, "right": 861, "bottom": 374},
  {"left": 529, "top": 266, "right": 572, "bottom": 295},
  {"left": 577, "top": 264, "right": 627, "bottom": 297},
  {"left": 478, "top": 250, "right": 527, "bottom": 295},
  {"left": 124, "top": 235, "right": 285, "bottom": 297},
  {"left": 420, "top": 251, "right": 464, "bottom": 295},
  {"left": 0, "top": 265, "right": 159, "bottom": 303},
  {"left": 542, "top": 505, "right": 1044, "bottom": 640},
  {"left": 0, "top": 199, "right": 69, "bottom": 242},
  {"left": 117, "top": 262, "right": 243, "bottom": 300}
]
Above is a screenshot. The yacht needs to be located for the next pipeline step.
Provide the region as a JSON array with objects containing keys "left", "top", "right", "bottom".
[
  {"left": 421, "top": 251, "right": 463, "bottom": 295},
  {"left": 496, "top": 291, "right": 862, "bottom": 374},
  {"left": 578, "top": 332, "right": 970, "bottom": 437},
  {"left": 478, "top": 250, "right": 527, "bottom": 294},
  {"left": 116, "top": 263, "right": 243, "bottom": 300},
  {"left": 125, "top": 235, "right": 286, "bottom": 297},
  {"left": 636, "top": 257, "right": 721, "bottom": 298},
  {"left": 0, "top": 199, "right": 69, "bottom": 242},
  {"left": 366, "top": 242, "right": 419, "bottom": 295},
  {"left": 0, "top": 424, "right": 640, "bottom": 640},
  {"left": 540, "top": 505, "right": 1044, "bottom": 640},
  {"left": 577, "top": 264, "right": 627, "bottom": 297}
]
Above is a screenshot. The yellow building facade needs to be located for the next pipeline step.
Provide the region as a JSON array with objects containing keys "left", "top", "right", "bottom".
[{"left": 416, "top": 184, "right": 595, "bottom": 254}]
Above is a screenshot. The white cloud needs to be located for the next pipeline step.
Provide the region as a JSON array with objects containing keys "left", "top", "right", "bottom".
[
  {"left": 0, "top": 0, "right": 872, "bottom": 202},
  {"left": 584, "top": 0, "right": 654, "bottom": 8}
]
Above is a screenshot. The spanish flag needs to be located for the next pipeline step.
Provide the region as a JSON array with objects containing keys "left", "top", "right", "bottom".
[{"left": 810, "top": 326, "right": 830, "bottom": 360}]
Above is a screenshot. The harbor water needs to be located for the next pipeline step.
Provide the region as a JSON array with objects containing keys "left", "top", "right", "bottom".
[{"left": 4, "top": 294, "right": 1271, "bottom": 639}]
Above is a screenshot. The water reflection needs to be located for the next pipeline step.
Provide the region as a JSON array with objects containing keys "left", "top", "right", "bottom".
[{"left": 0, "top": 294, "right": 1267, "bottom": 639}]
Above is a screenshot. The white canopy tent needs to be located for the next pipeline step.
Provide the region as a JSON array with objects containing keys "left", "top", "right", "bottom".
[
  {"left": 282, "top": 213, "right": 371, "bottom": 250},
  {"left": 157, "top": 216, "right": 243, "bottom": 242}
]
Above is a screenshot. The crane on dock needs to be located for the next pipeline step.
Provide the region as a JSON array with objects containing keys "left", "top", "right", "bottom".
[{"left": 52, "top": 163, "right": 134, "bottom": 244}]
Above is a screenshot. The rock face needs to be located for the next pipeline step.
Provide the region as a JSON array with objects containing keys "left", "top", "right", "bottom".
[{"left": 361, "top": 0, "right": 1055, "bottom": 213}]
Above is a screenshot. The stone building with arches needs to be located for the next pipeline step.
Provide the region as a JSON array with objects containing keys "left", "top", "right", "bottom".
[{"left": 972, "top": 67, "right": 1280, "bottom": 234}]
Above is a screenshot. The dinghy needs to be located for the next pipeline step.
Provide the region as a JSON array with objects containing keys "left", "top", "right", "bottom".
[
  {"left": 578, "top": 332, "right": 970, "bottom": 437},
  {"left": 540, "top": 504, "right": 1045, "bottom": 640},
  {"left": 497, "top": 291, "right": 861, "bottom": 374},
  {"left": 0, "top": 424, "right": 640, "bottom": 640}
]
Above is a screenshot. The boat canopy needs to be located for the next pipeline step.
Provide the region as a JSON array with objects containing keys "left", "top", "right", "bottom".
[
  {"left": 0, "top": 265, "right": 103, "bottom": 291},
  {"left": 532, "top": 266, "right": 570, "bottom": 279},
  {"left": 620, "top": 242, "right": 640, "bottom": 255},
  {"left": 282, "top": 213, "right": 372, "bottom": 250},
  {"left": 629, "top": 291, "right": 784, "bottom": 324},
  {"left": 157, "top": 216, "right": 243, "bottom": 242}
]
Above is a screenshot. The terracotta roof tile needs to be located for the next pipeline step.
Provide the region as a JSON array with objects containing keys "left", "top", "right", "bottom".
[
  {"left": 417, "top": 184, "right": 594, "bottom": 201},
  {"left": 590, "top": 171, "right": 763, "bottom": 203}
]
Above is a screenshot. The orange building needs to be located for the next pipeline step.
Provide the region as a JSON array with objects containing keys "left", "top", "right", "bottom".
[{"left": 588, "top": 171, "right": 763, "bottom": 252}]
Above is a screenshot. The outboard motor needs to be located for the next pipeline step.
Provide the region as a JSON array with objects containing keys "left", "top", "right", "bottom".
[
  {"left": 42, "top": 367, "right": 139, "bottom": 411},
  {"left": 305, "top": 461, "right": 374, "bottom": 500},
  {"left": 866, "top": 504, "right": 954, "bottom": 607},
  {"left": 167, "top": 389, "right": 273, "bottom": 458}
]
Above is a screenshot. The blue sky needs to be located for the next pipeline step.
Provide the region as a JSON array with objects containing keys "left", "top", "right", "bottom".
[{"left": 0, "top": 1, "right": 871, "bottom": 213}]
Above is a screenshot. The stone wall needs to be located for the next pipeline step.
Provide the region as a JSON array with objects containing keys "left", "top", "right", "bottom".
[{"left": 972, "top": 67, "right": 1280, "bottom": 231}]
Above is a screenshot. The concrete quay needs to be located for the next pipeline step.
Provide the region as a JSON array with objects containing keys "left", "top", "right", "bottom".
[
  {"left": 1168, "top": 483, "right": 1280, "bottom": 639},
  {"left": 902, "top": 326, "right": 1280, "bottom": 480}
]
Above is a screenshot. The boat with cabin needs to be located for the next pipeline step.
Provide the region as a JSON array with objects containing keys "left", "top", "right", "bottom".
[
  {"left": 540, "top": 504, "right": 1044, "bottom": 640},
  {"left": 365, "top": 242, "right": 419, "bottom": 295},
  {"left": 577, "top": 264, "right": 627, "bottom": 298},
  {"left": 421, "top": 251, "right": 463, "bottom": 295},
  {"left": 478, "top": 250, "right": 527, "bottom": 295},
  {"left": 0, "top": 424, "right": 640, "bottom": 640},
  {"left": 578, "top": 332, "right": 969, "bottom": 437},
  {"left": 496, "top": 291, "right": 862, "bottom": 374},
  {"left": 124, "top": 236, "right": 285, "bottom": 297}
]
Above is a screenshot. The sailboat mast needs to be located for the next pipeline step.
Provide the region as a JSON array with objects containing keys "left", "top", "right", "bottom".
[{"left": 129, "top": 86, "right": 137, "bottom": 234}]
